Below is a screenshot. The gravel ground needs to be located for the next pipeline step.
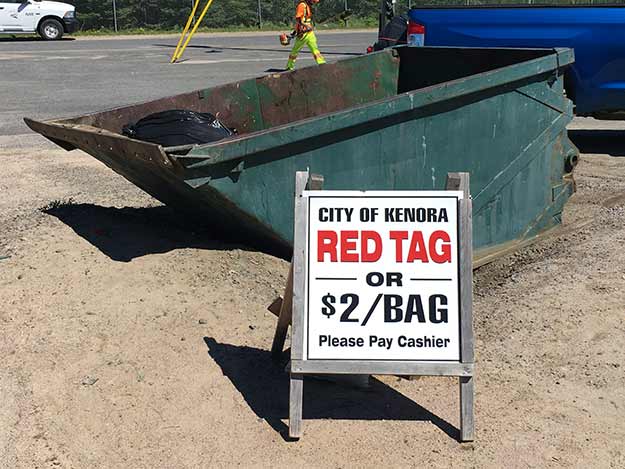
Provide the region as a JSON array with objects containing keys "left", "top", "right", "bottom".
[{"left": 0, "top": 118, "right": 624, "bottom": 468}]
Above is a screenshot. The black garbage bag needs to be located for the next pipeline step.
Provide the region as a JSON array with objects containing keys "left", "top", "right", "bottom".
[
  {"left": 374, "top": 15, "right": 408, "bottom": 51},
  {"left": 122, "top": 110, "right": 234, "bottom": 147}
]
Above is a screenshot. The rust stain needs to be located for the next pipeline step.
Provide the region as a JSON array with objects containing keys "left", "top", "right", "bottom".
[{"left": 370, "top": 70, "right": 382, "bottom": 94}]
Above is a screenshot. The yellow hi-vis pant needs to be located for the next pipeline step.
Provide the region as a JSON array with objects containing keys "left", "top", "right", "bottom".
[{"left": 286, "top": 31, "right": 326, "bottom": 70}]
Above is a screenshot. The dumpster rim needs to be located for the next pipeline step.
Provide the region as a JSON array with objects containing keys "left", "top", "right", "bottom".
[
  {"left": 24, "top": 46, "right": 574, "bottom": 172},
  {"left": 181, "top": 46, "right": 574, "bottom": 169}
]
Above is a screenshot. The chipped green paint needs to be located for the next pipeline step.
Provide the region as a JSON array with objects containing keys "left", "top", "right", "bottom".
[
  {"left": 25, "top": 46, "right": 578, "bottom": 260},
  {"left": 179, "top": 47, "right": 577, "bottom": 256}
]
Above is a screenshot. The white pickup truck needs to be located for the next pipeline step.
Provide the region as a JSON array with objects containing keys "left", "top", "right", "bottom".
[{"left": 0, "top": 0, "right": 77, "bottom": 40}]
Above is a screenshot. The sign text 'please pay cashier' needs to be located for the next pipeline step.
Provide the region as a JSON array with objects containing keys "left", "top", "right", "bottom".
[{"left": 304, "top": 191, "right": 463, "bottom": 361}]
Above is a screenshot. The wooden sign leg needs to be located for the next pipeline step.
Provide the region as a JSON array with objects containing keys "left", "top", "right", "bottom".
[
  {"left": 459, "top": 376, "right": 474, "bottom": 441},
  {"left": 289, "top": 373, "right": 304, "bottom": 439},
  {"left": 271, "top": 262, "right": 294, "bottom": 360},
  {"left": 452, "top": 171, "right": 475, "bottom": 443},
  {"left": 286, "top": 171, "right": 321, "bottom": 440}
]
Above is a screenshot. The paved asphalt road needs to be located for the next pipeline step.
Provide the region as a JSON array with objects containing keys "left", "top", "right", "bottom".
[{"left": 0, "top": 31, "right": 377, "bottom": 136}]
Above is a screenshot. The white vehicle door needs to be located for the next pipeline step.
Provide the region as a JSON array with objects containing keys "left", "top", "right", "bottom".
[
  {"left": 0, "top": 2, "right": 16, "bottom": 30},
  {"left": 0, "top": 0, "right": 38, "bottom": 31}
]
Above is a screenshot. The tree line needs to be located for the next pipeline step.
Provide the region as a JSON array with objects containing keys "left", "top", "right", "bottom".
[
  {"left": 75, "top": 0, "right": 378, "bottom": 31},
  {"left": 72, "top": 0, "right": 617, "bottom": 31}
]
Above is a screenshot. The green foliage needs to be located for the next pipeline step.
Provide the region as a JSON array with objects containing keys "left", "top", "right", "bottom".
[
  {"left": 72, "top": 0, "right": 385, "bottom": 31},
  {"left": 71, "top": 0, "right": 622, "bottom": 32}
]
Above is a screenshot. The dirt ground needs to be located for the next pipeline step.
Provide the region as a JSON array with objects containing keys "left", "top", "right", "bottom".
[{"left": 1, "top": 126, "right": 624, "bottom": 468}]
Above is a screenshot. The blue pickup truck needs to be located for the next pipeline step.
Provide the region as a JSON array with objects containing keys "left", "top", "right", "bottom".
[{"left": 376, "top": 5, "right": 625, "bottom": 117}]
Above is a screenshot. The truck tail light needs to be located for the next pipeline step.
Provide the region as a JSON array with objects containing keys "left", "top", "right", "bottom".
[{"left": 407, "top": 20, "right": 425, "bottom": 47}]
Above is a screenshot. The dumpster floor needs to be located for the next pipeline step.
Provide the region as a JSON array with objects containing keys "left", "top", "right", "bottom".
[{"left": 1, "top": 126, "right": 624, "bottom": 467}]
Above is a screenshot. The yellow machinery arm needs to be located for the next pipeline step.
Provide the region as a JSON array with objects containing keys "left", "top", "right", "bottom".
[{"left": 171, "top": 0, "right": 217, "bottom": 63}]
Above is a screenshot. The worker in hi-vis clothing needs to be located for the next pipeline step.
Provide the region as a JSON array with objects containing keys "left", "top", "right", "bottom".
[{"left": 286, "top": 0, "right": 326, "bottom": 71}]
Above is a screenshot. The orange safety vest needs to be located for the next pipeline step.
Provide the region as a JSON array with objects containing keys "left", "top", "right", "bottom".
[{"left": 295, "top": 1, "right": 314, "bottom": 36}]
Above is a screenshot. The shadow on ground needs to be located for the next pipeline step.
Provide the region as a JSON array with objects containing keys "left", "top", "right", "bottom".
[
  {"left": 0, "top": 36, "right": 75, "bottom": 42},
  {"left": 203, "top": 337, "right": 459, "bottom": 442},
  {"left": 569, "top": 129, "right": 625, "bottom": 157},
  {"left": 41, "top": 202, "right": 241, "bottom": 262},
  {"left": 154, "top": 43, "right": 362, "bottom": 56}
]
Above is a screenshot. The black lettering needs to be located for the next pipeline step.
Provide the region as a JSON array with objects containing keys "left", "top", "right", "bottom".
[
  {"left": 319, "top": 208, "right": 329, "bottom": 222},
  {"left": 404, "top": 295, "right": 426, "bottom": 323},
  {"left": 340, "top": 294, "right": 359, "bottom": 322},
  {"left": 416, "top": 207, "right": 425, "bottom": 222},
  {"left": 429, "top": 294, "right": 448, "bottom": 323},
  {"left": 427, "top": 207, "right": 437, "bottom": 221},
  {"left": 381, "top": 207, "right": 449, "bottom": 223},
  {"left": 384, "top": 295, "right": 403, "bottom": 322},
  {"left": 360, "top": 207, "right": 371, "bottom": 222},
  {"left": 386, "top": 272, "right": 403, "bottom": 286},
  {"left": 345, "top": 208, "right": 354, "bottom": 222},
  {"left": 439, "top": 208, "right": 448, "bottom": 223},
  {"left": 366, "top": 272, "right": 384, "bottom": 287}
]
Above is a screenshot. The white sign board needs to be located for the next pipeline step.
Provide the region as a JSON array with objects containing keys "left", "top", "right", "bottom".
[
  {"left": 303, "top": 191, "right": 463, "bottom": 362},
  {"left": 281, "top": 172, "right": 474, "bottom": 441}
]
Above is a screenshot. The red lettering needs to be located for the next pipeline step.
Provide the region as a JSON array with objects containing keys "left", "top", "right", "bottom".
[
  {"left": 340, "top": 230, "right": 359, "bottom": 262},
  {"left": 389, "top": 231, "right": 408, "bottom": 262},
  {"left": 429, "top": 230, "right": 451, "bottom": 263},
  {"left": 317, "top": 230, "right": 337, "bottom": 262},
  {"left": 361, "top": 231, "right": 382, "bottom": 262},
  {"left": 407, "top": 231, "right": 429, "bottom": 263},
  {"left": 317, "top": 229, "right": 443, "bottom": 263}
]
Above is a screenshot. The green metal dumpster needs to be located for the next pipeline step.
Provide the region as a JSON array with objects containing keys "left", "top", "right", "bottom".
[{"left": 25, "top": 46, "right": 578, "bottom": 262}]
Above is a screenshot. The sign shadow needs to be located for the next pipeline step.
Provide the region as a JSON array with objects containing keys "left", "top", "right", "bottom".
[{"left": 203, "top": 337, "right": 459, "bottom": 441}]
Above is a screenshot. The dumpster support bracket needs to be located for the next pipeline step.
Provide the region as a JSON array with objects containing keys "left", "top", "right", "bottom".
[{"left": 473, "top": 113, "right": 568, "bottom": 213}]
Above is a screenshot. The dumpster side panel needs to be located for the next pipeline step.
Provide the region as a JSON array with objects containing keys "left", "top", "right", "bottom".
[
  {"left": 198, "top": 79, "right": 266, "bottom": 135},
  {"left": 25, "top": 47, "right": 576, "bottom": 261},
  {"left": 194, "top": 70, "right": 574, "bottom": 254},
  {"left": 60, "top": 81, "right": 266, "bottom": 136},
  {"left": 23, "top": 119, "right": 199, "bottom": 211},
  {"left": 255, "top": 52, "right": 400, "bottom": 129},
  {"left": 59, "top": 51, "right": 400, "bottom": 138},
  {"left": 22, "top": 118, "right": 293, "bottom": 255}
]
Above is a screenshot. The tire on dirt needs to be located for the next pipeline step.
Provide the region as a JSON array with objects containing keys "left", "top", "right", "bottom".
[{"left": 38, "top": 18, "right": 64, "bottom": 41}]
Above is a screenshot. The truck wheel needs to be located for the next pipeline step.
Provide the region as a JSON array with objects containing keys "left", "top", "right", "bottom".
[{"left": 38, "top": 19, "right": 64, "bottom": 41}]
